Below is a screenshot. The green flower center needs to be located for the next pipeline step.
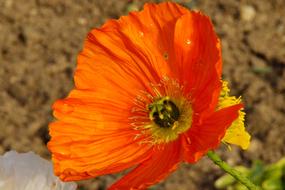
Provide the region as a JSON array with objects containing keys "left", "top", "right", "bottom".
[{"left": 148, "top": 96, "right": 180, "bottom": 128}]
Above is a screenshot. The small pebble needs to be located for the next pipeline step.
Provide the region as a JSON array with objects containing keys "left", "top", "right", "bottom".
[
  {"left": 240, "top": 5, "right": 256, "bottom": 22},
  {"left": 78, "top": 17, "right": 87, "bottom": 25}
]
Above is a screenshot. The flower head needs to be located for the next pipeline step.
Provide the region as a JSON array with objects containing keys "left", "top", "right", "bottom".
[
  {"left": 0, "top": 151, "right": 77, "bottom": 190},
  {"left": 48, "top": 2, "right": 244, "bottom": 189}
]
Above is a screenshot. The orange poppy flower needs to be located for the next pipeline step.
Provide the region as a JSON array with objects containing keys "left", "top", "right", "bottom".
[{"left": 48, "top": 2, "right": 242, "bottom": 190}]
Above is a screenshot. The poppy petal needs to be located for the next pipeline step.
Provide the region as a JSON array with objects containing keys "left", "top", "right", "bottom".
[
  {"left": 173, "top": 12, "right": 222, "bottom": 113},
  {"left": 76, "top": 27, "right": 157, "bottom": 94},
  {"left": 76, "top": 3, "right": 187, "bottom": 94},
  {"left": 116, "top": 2, "right": 188, "bottom": 66},
  {"left": 183, "top": 104, "right": 243, "bottom": 163},
  {"left": 108, "top": 140, "right": 182, "bottom": 190},
  {"left": 48, "top": 89, "right": 153, "bottom": 181}
]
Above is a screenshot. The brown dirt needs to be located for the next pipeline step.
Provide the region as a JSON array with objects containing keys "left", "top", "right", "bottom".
[{"left": 0, "top": 0, "right": 284, "bottom": 189}]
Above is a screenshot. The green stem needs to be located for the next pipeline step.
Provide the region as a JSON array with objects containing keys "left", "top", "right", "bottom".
[{"left": 207, "top": 151, "right": 260, "bottom": 190}]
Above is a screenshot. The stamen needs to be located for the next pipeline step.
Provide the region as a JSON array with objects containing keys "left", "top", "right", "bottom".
[
  {"left": 131, "top": 107, "right": 148, "bottom": 113},
  {"left": 139, "top": 90, "right": 154, "bottom": 101},
  {"left": 150, "top": 83, "right": 162, "bottom": 97}
]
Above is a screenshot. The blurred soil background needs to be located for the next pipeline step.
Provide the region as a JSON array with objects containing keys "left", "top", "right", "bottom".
[{"left": 0, "top": 0, "right": 285, "bottom": 189}]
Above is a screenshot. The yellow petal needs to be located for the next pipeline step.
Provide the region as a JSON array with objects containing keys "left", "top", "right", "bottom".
[{"left": 218, "top": 81, "right": 251, "bottom": 150}]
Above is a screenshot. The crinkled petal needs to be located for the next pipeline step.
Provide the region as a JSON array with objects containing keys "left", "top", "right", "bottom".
[
  {"left": 116, "top": 2, "right": 188, "bottom": 71},
  {"left": 108, "top": 140, "right": 182, "bottom": 190},
  {"left": 183, "top": 104, "right": 243, "bottom": 163},
  {"left": 76, "top": 27, "right": 156, "bottom": 95},
  {"left": 173, "top": 12, "right": 222, "bottom": 113},
  {"left": 48, "top": 89, "right": 153, "bottom": 181},
  {"left": 76, "top": 2, "right": 187, "bottom": 96}
]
